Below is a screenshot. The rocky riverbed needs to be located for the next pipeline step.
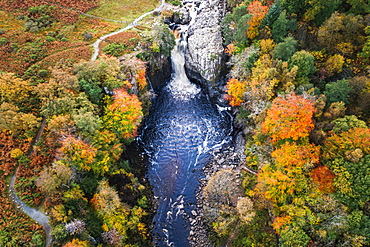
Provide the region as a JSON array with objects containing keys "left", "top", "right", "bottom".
[{"left": 188, "top": 135, "right": 247, "bottom": 246}]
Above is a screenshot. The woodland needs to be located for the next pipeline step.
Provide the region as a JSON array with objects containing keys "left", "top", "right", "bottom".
[{"left": 0, "top": 0, "right": 369, "bottom": 246}]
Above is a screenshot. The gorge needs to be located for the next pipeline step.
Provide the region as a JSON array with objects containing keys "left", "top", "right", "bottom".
[{"left": 140, "top": 1, "right": 232, "bottom": 244}]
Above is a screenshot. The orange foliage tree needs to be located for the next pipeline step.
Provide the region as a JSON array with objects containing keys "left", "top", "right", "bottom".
[
  {"left": 310, "top": 166, "right": 335, "bottom": 193},
  {"left": 224, "top": 78, "right": 247, "bottom": 106},
  {"left": 103, "top": 88, "right": 143, "bottom": 141},
  {"left": 272, "top": 143, "right": 320, "bottom": 169},
  {"left": 247, "top": 1, "right": 269, "bottom": 40},
  {"left": 136, "top": 70, "right": 147, "bottom": 90},
  {"left": 262, "top": 93, "right": 316, "bottom": 144}
]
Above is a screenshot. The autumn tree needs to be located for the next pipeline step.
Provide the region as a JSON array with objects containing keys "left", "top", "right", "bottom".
[
  {"left": 324, "top": 54, "right": 345, "bottom": 77},
  {"left": 63, "top": 239, "right": 90, "bottom": 247},
  {"left": 318, "top": 12, "right": 365, "bottom": 56},
  {"left": 0, "top": 73, "right": 34, "bottom": 107},
  {"left": 103, "top": 88, "right": 143, "bottom": 142},
  {"left": 91, "top": 180, "right": 132, "bottom": 243},
  {"left": 58, "top": 135, "right": 97, "bottom": 172},
  {"left": 246, "top": 1, "right": 269, "bottom": 40},
  {"left": 323, "top": 127, "right": 370, "bottom": 161},
  {"left": 310, "top": 166, "right": 335, "bottom": 193},
  {"left": 36, "top": 161, "right": 72, "bottom": 195},
  {"left": 0, "top": 102, "right": 40, "bottom": 137},
  {"left": 272, "top": 142, "right": 320, "bottom": 169},
  {"left": 348, "top": 76, "right": 370, "bottom": 118},
  {"left": 224, "top": 78, "right": 247, "bottom": 106},
  {"left": 262, "top": 93, "right": 316, "bottom": 144},
  {"left": 91, "top": 130, "right": 123, "bottom": 175}
]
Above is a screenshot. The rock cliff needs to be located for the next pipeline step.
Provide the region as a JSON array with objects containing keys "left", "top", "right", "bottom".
[{"left": 182, "top": 0, "right": 227, "bottom": 96}]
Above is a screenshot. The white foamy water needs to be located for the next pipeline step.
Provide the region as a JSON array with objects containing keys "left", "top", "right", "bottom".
[{"left": 168, "top": 37, "right": 200, "bottom": 100}]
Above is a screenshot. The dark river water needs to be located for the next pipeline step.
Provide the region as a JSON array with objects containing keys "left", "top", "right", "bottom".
[{"left": 140, "top": 38, "right": 232, "bottom": 246}]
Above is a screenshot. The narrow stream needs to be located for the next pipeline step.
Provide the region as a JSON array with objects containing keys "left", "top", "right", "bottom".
[{"left": 140, "top": 33, "right": 232, "bottom": 246}]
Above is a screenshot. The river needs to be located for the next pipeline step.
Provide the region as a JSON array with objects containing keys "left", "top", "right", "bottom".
[{"left": 140, "top": 32, "right": 232, "bottom": 246}]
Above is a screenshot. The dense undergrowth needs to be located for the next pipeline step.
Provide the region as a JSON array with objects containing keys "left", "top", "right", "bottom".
[{"left": 204, "top": 0, "right": 370, "bottom": 246}]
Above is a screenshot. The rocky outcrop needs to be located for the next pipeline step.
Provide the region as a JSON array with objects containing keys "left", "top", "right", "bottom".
[{"left": 181, "top": 0, "right": 227, "bottom": 96}]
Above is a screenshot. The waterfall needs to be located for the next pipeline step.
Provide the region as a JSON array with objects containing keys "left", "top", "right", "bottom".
[{"left": 168, "top": 35, "right": 200, "bottom": 100}]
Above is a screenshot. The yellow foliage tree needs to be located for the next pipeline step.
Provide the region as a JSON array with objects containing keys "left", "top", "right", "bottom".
[{"left": 224, "top": 78, "right": 247, "bottom": 106}]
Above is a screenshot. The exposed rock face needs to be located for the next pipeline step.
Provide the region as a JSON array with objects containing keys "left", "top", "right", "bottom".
[{"left": 182, "top": 0, "right": 227, "bottom": 90}]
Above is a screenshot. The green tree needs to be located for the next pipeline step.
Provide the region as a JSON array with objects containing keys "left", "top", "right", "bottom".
[
  {"left": 303, "top": 0, "right": 341, "bottom": 25},
  {"left": 271, "top": 10, "right": 288, "bottom": 42},
  {"left": 324, "top": 79, "right": 351, "bottom": 105},
  {"left": 332, "top": 115, "right": 367, "bottom": 134},
  {"left": 280, "top": 226, "right": 310, "bottom": 247},
  {"left": 289, "top": 50, "right": 316, "bottom": 85},
  {"left": 281, "top": 0, "right": 306, "bottom": 17},
  {"left": 261, "top": 0, "right": 282, "bottom": 28},
  {"left": 326, "top": 155, "right": 370, "bottom": 210},
  {"left": 74, "top": 57, "right": 123, "bottom": 104},
  {"left": 222, "top": 4, "right": 251, "bottom": 47},
  {"left": 151, "top": 24, "right": 176, "bottom": 57},
  {"left": 346, "top": 0, "right": 370, "bottom": 14},
  {"left": 103, "top": 42, "right": 128, "bottom": 57},
  {"left": 272, "top": 36, "right": 297, "bottom": 61},
  {"left": 359, "top": 26, "right": 370, "bottom": 63}
]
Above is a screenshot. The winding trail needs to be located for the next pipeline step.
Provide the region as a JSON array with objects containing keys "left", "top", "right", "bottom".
[
  {"left": 8, "top": 119, "right": 51, "bottom": 246},
  {"left": 91, "top": 0, "right": 167, "bottom": 61},
  {"left": 9, "top": 168, "right": 52, "bottom": 247}
]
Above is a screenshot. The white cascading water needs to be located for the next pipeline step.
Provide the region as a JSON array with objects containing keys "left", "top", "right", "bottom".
[{"left": 168, "top": 35, "right": 200, "bottom": 100}]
